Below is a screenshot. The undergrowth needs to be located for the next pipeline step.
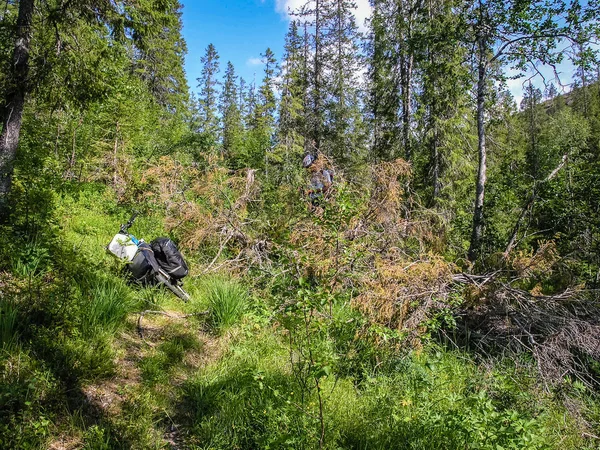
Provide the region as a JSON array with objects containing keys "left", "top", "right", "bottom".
[{"left": 0, "top": 165, "right": 598, "bottom": 450}]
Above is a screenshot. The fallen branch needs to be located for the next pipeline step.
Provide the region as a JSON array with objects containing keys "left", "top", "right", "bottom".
[
  {"left": 452, "top": 271, "right": 501, "bottom": 287},
  {"left": 456, "top": 282, "right": 600, "bottom": 388}
]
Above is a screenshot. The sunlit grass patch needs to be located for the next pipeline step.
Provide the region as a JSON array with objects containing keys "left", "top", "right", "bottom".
[
  {"left": 139, "top": 323, "right": 203, "bottom": 386},
  {"left": 200, "top": 275, "right": 248, "bottom": 333}
]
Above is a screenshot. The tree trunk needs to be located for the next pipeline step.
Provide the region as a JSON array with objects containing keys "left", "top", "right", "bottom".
[
  {"left": 313, "top": 0, "right": 322, "bottom": 150},
  {"left": 0, "top": 0, "right": 35, "bottom": 200},
  {"left": 427, "top": 0, "right": 441, "bottom": 204},
  {"left": 400, "top": 54, "right": 413, "bottom": 161},
  {"left": 468, "top": 33, "right": 488, "bottom": 262},
  {"left": 303, "top": 22, "right": 309, "bottom": 153},
  {"left": 431, "top": 123, "right": 441, "bottom": 202}
]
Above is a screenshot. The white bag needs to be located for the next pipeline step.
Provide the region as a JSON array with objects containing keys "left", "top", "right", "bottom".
[{"left": 107, "top": 233, "right": 138, "bottom": 261}]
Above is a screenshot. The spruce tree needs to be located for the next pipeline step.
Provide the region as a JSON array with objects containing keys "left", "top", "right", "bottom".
[
  {"left": 323, "top": 0, "right": 366, "bottom": 164},
  {"left": 196, "top": 43, "right": 221, "bottom": 154},
  {"left": 220, "top": 61, "right": 243, "bottom": 160},
  {"left": 416, "top": 0, "right": 470, "bottom": 205},
  {"left": 367, "top": 0, "right": 402, "bottom": 162},
  {"left": 247, "top": 48, "right": 278, "bottom": 171},
  {"left": 130, "top": 0, "right": 189, "bottom": 114},
  {"left": 278, "top": 21, "right": 308, "bottom": 173}
]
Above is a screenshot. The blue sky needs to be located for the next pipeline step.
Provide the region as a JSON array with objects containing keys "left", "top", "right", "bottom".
[
  {"left": 179, "top": 0, "right": 372, "bottom": 93},
  {"left": 179, "top": 0, "right": 576, "bottom": 107},
  {"left": 180, "top": 0, "right": 290, "bottom": 93}
]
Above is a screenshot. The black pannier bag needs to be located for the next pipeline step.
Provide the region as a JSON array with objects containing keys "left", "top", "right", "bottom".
[
  {"left": 150, "top": 238, "right": 189, "bottom": 279},
  {"left": 128, "top": 243, "right": 161, "bottom": 283}
]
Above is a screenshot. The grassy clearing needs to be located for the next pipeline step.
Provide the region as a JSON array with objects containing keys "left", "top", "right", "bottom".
[{"left": 179, "top": 333, "right": 593, "bottom": 449}]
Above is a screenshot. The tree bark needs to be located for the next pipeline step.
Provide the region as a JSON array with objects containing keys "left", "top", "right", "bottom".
[
  {"left": 400, "top": 55, "right": 413, "bottom": 161},
  {"left": 0, "top": 0, "right": 35, "bottom": 199},
  {"left": 468, "top": 32, "right": 488, "bottom": 262},
  {"left": 399, "top": 0, "right": 414, "bottom": 162},
  {"left": 431, "top": 122, "right": 441, "bottom": 201}
]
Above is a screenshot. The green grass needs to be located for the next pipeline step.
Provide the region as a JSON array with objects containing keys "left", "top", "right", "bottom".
[
  {"left": 0, "top": 300, "right": 18, "bottom": 352},
  {"left": 80, "top": 277, "right": 132, "bottom": 337},
  {"left": 201, "top": 275, "right": 248, "bottom": 332},
  {"left": 179, "top": 328, "right": 594, "bottom": 450},
  {"left": 0, "top": 184, "right": 598, "bottom": 450},
  {"left": 140, "top": 324, "right": 203, "bottom": 386}
]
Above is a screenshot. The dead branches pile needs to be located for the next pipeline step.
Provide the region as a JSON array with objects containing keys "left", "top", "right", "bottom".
[
  {"left": 366, "top": 158, "right": 411, "bottom": 229},
  {"left": 456, "top": 278, "right": 600, "bottom": 388},
  {"left": 141, "top": 156, "right": 267, "bottom": 274},
  {"left": 353, "top": 253, "right": 455, "bottom": 332},
  {"left": 454, "top": 243, "right": 600, "bottom": 388}
]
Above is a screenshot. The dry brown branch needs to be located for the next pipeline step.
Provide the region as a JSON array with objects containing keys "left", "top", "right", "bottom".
[{"left": 457, "top": 283, "right": 600, "bottom": 388}]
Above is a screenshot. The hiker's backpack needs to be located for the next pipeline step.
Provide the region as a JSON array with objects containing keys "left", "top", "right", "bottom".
[
  {"left": 302, "top": 154, "right": 314, "bottom": 168},
  {"left": 150, "top": 238, "right": 189, "bottom": 280},
  {"left": 128, "top": 242, "right": 161, "bottom": 283}
]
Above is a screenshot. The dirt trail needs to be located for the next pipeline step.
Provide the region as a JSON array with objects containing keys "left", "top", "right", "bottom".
[{"left": 50, "top": 309, "right": 224, "bottom": 449}]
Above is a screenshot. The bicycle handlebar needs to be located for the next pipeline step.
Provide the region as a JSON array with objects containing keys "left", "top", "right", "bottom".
[{"left": 120, "top": 211, "right": 139, "bottom": 234}]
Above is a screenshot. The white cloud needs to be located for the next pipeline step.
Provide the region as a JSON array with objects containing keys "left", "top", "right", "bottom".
[
  {"left": 275, "top": 0, "right": 372, "bottom": 33},
  {"left": 275, "top": 0, "right": 305, "bottom": 16},
  {"left": 353, "top": 0, "right": 372, "bottom": 32},
  {"left": 247, "top": 57, "right": 263, "bottom": 66}
]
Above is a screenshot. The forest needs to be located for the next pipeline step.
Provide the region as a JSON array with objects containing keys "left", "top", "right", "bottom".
[{"left": 0, "top": 0, "right": 600, "bottom": 448}]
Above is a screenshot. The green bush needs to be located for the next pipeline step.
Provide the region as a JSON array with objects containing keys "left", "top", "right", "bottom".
[{"left": 0, "top": 351, "right": 57, "bottom": 450}]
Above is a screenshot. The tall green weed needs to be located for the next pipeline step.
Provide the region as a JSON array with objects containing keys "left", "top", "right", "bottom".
[
  {"left": 0, "top": 300, "right": 18, "bottom": 351},
  {"left": 201, "top": 276, "right": 248, "bottom": 332},
  {"left": 80, "top": 278, "right": 131, "bottom": 336}
]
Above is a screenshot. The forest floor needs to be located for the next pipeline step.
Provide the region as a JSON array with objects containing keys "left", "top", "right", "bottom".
[{"left": 48, "top": 302, "right": 226, "bottom": 449}]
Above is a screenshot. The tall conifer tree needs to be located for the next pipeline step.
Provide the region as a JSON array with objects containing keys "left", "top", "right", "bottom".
[
  {"left": 220, "top": 61, "right": 243, "bottom": 159},
  {"left": 196, "top": 43, "right": 221, "bottom": 153}
]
